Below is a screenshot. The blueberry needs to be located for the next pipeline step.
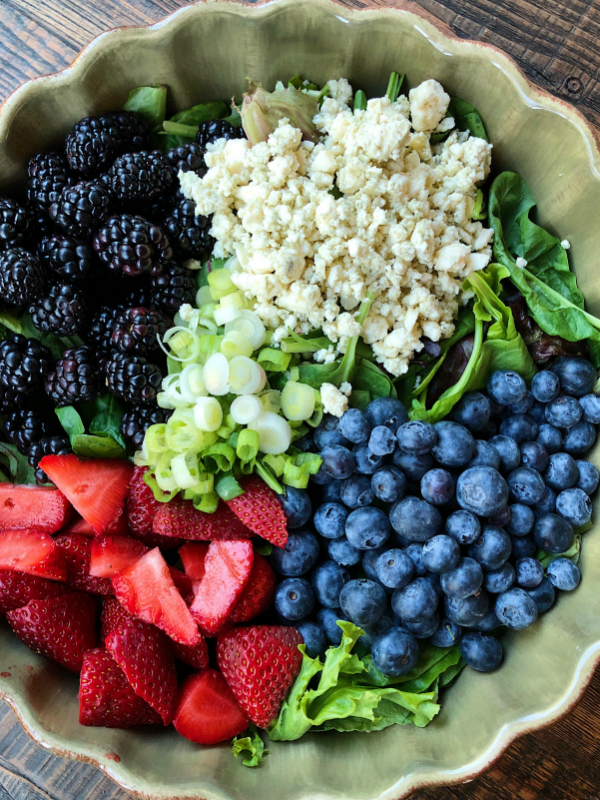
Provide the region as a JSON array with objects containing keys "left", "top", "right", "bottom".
[
  {"left": 429, "top": 617, "right": 462, "bottom": 647},
  {"left": 514, "top": 557, "right": 544, "bottom": 589},
  {"left": 353, "top": 445, "right": 384, "bottom": 475},
  {"left": 499, "top": 414, "right": 538, "bottom": 443},
  {"left": 371, "top": 466, "right": 406, "bottom": 503},
  {"left": 320, "top": 480, "right": 342, "bottom": 503},
  {"left": 270, "top": 529, "right": 320, "bottom": 576},
  {"left": 279, "top": 487, "right": 312, "bottom": 529},
  {"left": 313, "top": 415, "right": 350, "bottom": 450},
  {"left": 371, "top": 627, "right": 419, "bottom": 677},
  {"left": 487, "top": 369, "right": 527, "bottom": 406},
  {"left": 357, "top": 615, "right": 395, "bottom": 652},
  {"left": 317, "top": 608, "right": 348, "bottom": 645},
  {"left": 432, "top": 421, "right": 475, "bottom": 467},
  {"left": 474, "top": 609, "right": 502, "bottom": 632},
  {"left": 547, "top": 558, "right": 581, "bottom": 591},
  {"left": 421, "top": 571, "right": 444, "bottom": 599},
  {"left": 421, "top": 534, "right": 460, "bottom": 574},
  {"left": 531, "top": 371, "right": 560, "bottom": 403},
  {"left": 319, "top": 445, "right": 356, "bottom": 480},
  {"left": 545, "top": 396, "right": 582, "bottom": 429},
  {"left": 404, "top": 613, "right": 440, "bottom": 639},
  {"left": 420, "top": 468, "right": 455, "bottom": 506},
  {"left": 365, "top": 397, "right": 408, "bottom": 432},
  {"left": 375, "top": 548, "right": 414, "bottom": 589},
  {"left": 576, "top": 460, "right": 600, "bottom": 495},
  {"left": 495, "top": 587, "right": 538, "bottom": 629},
  {"left": 545, "top": 452, "right": 578, "bottom": 491},
  {"left": 468, "top": 525, "right": 512, "bottom": 570},
  {"left": 396, "top": 420, "right": 437, "bottom": 454},
  {"left": 487, "top": 504, "right": 512, "bottom": 527},
  {"left": 311, "top": 561, "right": 349, "bottom": 608},
  {"left": 459, "top": 632, "right": 502, "bottom": 672},
  {"left": 484, "top": 563, "right": 515, "bottom": 593},
  {"left": 339, "top": 578, "right": 388, "bottom": 627},
  {"left": 328, "top": 536, "right": 362, "bottom": 567},
  {"left": 509, "top": 390, "right": 535, "bottom": 415},
  {"left": 339, "top": 408, "right": 371, "bottom": 444},
  {"left": 345, "top": 506, "right": 391, "bottom": 550},
  {"left": 389, "top": 496, "right": 443, "bottom": 542},
  {"left": 533, "top": 514, "right": 574, "bottom": 553},
  {"left": 440, "top": 557, "right": 483, "bottom": 599},
  {"left": 450, "top": 391, "right": 491, "bottom": 431},
  {"left": 555, "top": 487, "right": 593, "bottom": 527},
  {"left": 469, "top": 440, "right": 501, "bottom": 470},
  {"left": 392, "top": 577, "right": 438, "bottom": 623},
  {"left": 506, "top": 504, "right": 535, "bottom": 537},
  {"left": 579, "top": 393, "right": 600, "bottom": 424},
  {"left": 456, "top": 466, "right": 509, "bottom": 516},
  {"left": 529, "top": 402, "right": 547, "bottom": 424},
  {"left": 510, "top": 535, "right": 537, "bottom": 559},
  {"left": 445, "top": 510, "right": 481, "bottom": 546},
  {"left": 527, "top": 577, "right": 555, "bottom": 613},
  {"left": 362, "top": 546, "right": 388, "bottom": 582},
  {"left": 339, "top": 474, "right": 375, "bottom": 509},
  {"left": 533, "top": 485, "right": 556, "bottom": 516},
  {"left": 445, "top": 591, "right": 489, "bottom": 627},
  {"left": 489, "top": 435, "right": 521, "bottom": 472},
  {"left": 275, "top": 578, "right": 315, "bottom": 621},
  {"left": 314, "top": 502, "right": 349, "bottom": 539},
  {"left": 520, "top": 441, "right": 549, "bottom": 473},
  {"left": 537, "top": 423, "right": 563, "bottom": 455},
  {"left": 369, "top": 425, "right": 397, "bottom": 456},
  {"left": 562, "top": 421, "right": 597, "bottom": 456},
  {"left": 551, "top": 356, "right": 596, "bottom": 398},
  {"left": 403, "top": 543, "right": 427, "bottom": 576},
  {"left": 393, "top": 450, "right": 434, "bottom": 480},
  {"left": 507, "top": 467, "right": 546, "bottom": 505},
  {"left": 296, "top": 620, "right": 327, "bottom": 658}
]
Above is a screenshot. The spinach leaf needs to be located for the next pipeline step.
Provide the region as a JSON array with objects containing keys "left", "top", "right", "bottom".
[
  {"left": 162, "top": 100, "right": 230, "bottom": 149},
  {"left": 71, "top": 434, "right": 126, "bottom": 459},
  {"left": 55, "top": 406, "right": 85, "bottom": 438},
  {"left": 448, "top": 97, "right": 488, "bottom": 141},
  {"left": 89, "top": 393, "right": 127, "bottom": 449},
  {"left": 56, "top": 398, "right": 126, "bottom": 459},
  {"left": 0, "top": 442, "right": 37, "bottom": 484},
  {"left": 124, "top": 85, "right": 168, "bottom": 132}
]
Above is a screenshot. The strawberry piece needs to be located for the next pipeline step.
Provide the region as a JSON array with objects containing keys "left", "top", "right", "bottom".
[
  {"left": 229, "top": 554, "right": 276, "bottom": 625},
  {"left": 89, "top": 534, "right": 148, "bottom": 578},
  {"left": 100, "top": 595, "right": 134, "bottom": 642},
  {"left": 217, "top": 625, "right": 303, "bottom": 728},
  {"left": 153, "top": 497, "right": 254, "bottom": 541},
  {"left": 190, "top": 541, "right": 253, "bottom": 636},
  {"left": 179, "top": 542, "right": 209, "bottom": 582},
  {"left": 169, "top": 566, "right": 193, "bottom": 604},
  {"left": 0, "top": 484, "right": 72, "bottom": 534},
  {"left": 61, "top": 514, "right": 128, "bottom": 537},
  {"left": 125, "top": 466, "right": 181, "bottom": 548},
  {"left": 79, "top": 647, "right": 162, "bottom": 728},
  {"left": 0, "top": 529, "right": 66, "bottom": 581},
  {"left": 171, "top": 637, "right": 209, "bottom": 669},
  {"left": 39, "top": 454, "right": 133, "bottom": 535},
  {"left": 105, "top": 618, "right": 177, "bottom": 725},
  {"left": 6, "top": 592, "right": 98, "bottom": 672},
  {"left": 54, "top": 533, "right": 113, "bottom": 595},
  {"left": 173, "top": 670, "right": 248, "bottom": 745},
  {"left": 0, "top": 570, "right": 68, "bottom": 613},
  {"left": 226, "top": 476, "right": 288, "bottom": 548},
  {"left": 112, "top": 548, "right": 200, "bottom": 646}
]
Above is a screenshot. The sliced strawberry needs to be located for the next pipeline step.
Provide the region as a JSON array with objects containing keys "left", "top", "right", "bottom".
[
  {"left": 54, "top": 533, "right": 113, "bottom": 595},
  {"left": 153, "top": 497, "right": 254, "bottom": 541},
  {"left": 226, "top": 476, "right": 288, "bottom": 547},
  {"left": 61, "top": 514, "right": 128, "bottom": 538},
  {"left": 0, "top": 484, "right": 72, "bottom": 534},
  {"left": 0, "top": 570, "right": 68, "bottom": 613},
  {"left": 171, "top": 637, "right": 209, "bottom": 669},
  {"left": 79, "top": 647, "right": 162, "bottom": 728},
  {"left": 6, "top": 592, "right": 98, "bottom": 672},
  {"left": 217, "top": 625, "right": 303, "bottom": 728},
  {"left": 190, "top": 541, "right": 254, "bottom": 636},
  {"left": 105, "top": 618, "right": 177, "bottom": 725},
  {"left": 89, "top": 534, "right": 148, "bottom": 578},
  {"left": 112, "top": 548, "right": 200, "bottom": 646},
  {"left": 39, "top": 454, "right": 133, "bottom": 535},
  {"left": 125, "top": 466, "right": 182, "bottom": 549},
  {"left": 169, "top": 566, "right": 193, "bottom": 604},
  {"left": 179, "top": 542, "right": 209, "bottom": 582},
  {"left": 229, "top": 554, "right": 276, "bottom": 625},
  {"left": 173, "top": 670, "right": 248, "bottom": 745},
  {"left": 100, "top": 596, "right": 133, "bottom": 641},
  {"left": 0, "top": 529, "right": 66, "bottom": 581}
]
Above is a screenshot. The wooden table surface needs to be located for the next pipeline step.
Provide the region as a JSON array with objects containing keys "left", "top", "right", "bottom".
[{"left": 2, "top": 0, "right": 600, "bottom": 798}]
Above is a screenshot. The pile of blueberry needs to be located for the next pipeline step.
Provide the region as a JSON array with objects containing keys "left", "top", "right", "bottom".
[{"left": 273, "top": 356, "right": 599, "bottom": 677}]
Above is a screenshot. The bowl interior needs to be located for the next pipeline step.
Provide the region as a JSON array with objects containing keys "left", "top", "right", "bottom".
[{"left": 1, "top": 2, "right": 600, "bottom": 799}]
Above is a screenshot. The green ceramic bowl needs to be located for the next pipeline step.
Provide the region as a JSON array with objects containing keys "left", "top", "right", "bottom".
[{"left": 2, "top": 1, "right": 600, "bottom": 797}]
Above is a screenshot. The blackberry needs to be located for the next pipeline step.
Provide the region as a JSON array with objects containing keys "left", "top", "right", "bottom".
[
  {"left": 49, "top": 181, "right": 111, "bottom": 238},
  {"left": 105, "top": 352, "right": 162, "bottom": 405},
  {"left": 4, "top": 409, "right": 49, "bottom": 455},
  {"left": 150, "top": 261, "right": 196, "bottom": 314},
  {"left": 122, "top": 280, "right": 153, "bottom": 310},
  {"left": 28, "top": 206, "right": 56, "bottom": 241},
  {"left": 89, "top": 305, "right": 125, "bottom": 354},
  {"left": 30, "top": 283, "right": 87, "bottom": 337},
  {"left": 64, "top": 116, "right": 119, "bottom": 175},
  {"left": 0, "top": 335, "right": 52, "bottom": 395},
  {"left": 93, "top": 214, "right": 172, "bottom": 277},
  {"left": 103, "top": 111, "right": 151, "bottom": 151},
  {"left": 45, "top": 346, "right": 103, "bottom": 406},
  {"left": 111, "top": 307, "right": 169, "bottom": 355},
  {"left": 195, "top": 119, "right": 245, "bottom": 151},
  {"left": 0, "top": 247, "right": 44, "bottom": 305},
  {"left": 166, "top": 143, "right": 207, "bottom": 176},
  {"left": 0, "top": 384, "right": 22, "bottom": 414},
  {"left": 120, "top": 405, "right": 172, "bottom": 450},
  {"left": 27, "top": 152, "right": 72, "bottom": 211},
  {"left": 163, "top": 199, "right": 214, "bottom": 260},
  {"left": 146, "top": 187, "right": 184, "bottom": 224},
  {"left": 38, "top": 234, "right": 95, "bottom": 283},
  {"left": 29, "top": 435, "right": 72, "bottom": 484},
  {"left": 106, "top": 151, "right": 175, "bottom": 203},
  {"left": 0, "top": 198, "right": 32, "bottom": 248}
]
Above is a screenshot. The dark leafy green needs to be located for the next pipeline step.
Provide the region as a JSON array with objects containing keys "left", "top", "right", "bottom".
[
  {"left": 537, "top": 534, "right": 582, "bottom": 569},
  {"left": 386, "top": 72, "right": 405, "bottom": 103},
  {"left": 124, "top": 85, "right": 167, "bottom": 132},
  {"left": 232, "top": 724, "right": 267, "bottom": 767},
  {"left": 0, "top": 442, "right": 36, "bottom": 484},
  {"left": 161, "top": 100, "right": 230, "bottom": 149},
  {"left": 431, "top": 96, "right": 487, "bottom": 144},
  {"left": 56, "top": 398, "right": 126, "bottom": 459},
  {"left": 88, "top": 393, "right": 127, "bottom": 450}
]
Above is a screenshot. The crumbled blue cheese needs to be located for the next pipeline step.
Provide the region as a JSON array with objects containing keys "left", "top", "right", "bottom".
[
  {"left": 515, "top": 257, "right": 528, "bottom": 269},
  {"left": 321, "top": 382, "right": 351, "bottom": 417},
  {"left": 561, "top": 239, "right": 571, "bottom": 250}
]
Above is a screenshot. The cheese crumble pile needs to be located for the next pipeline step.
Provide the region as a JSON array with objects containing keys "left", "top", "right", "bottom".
[{"left": 180, "top": 78, "right": 493, "bottom": 378}]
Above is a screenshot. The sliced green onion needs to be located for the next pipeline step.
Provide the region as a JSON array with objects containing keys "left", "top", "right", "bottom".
[
  {"left": 255, "top": 460, "right": 284, "bottom": 494},
  {"left": 197, "top": 285, "right": 213, "bottom": 307},
  {"left": 166, "top": 409, "right": 206, "bottom": 452},
  {"left": 144, "top": 423, "right": 169, "bottom": 455},
  {"left": 214, "top": 303, "right": 241, "bottom": 327},
  {"left": 161, "top": 327, "right": 200, "bottom": 363},
  {"left": 292, "top": 451, "right": 323, "bottom": 475},
  {"left": 143, "top": 471, "right": 179, "bottom": 503},
  {"left": 215, "top": 472, "right": 244, "bottom": 501},
  {"left": 224, "top": 255, "right": 242, "bottom": 273},
  {"left": 167, "top": 356, "right": 183, "bottom": 375},
  {"left": 306, "top": 390, "right": 324, "bottom": 428},
  {"left": 208, "top": 268, "right": 236, "bottom": 300},
  {"left": 220, "top": 330, "right": 254, "bottom": 359},
  {"left": 198, "top": 316, "right": 218, "bottom": 335},
  {"left": 183, "top": 472, "right": 215, "bottom": 499},
  {"left": 220, "top": 291, "right": 247, "bottom": 310},
  {"left": 179, "top": 363, "right": 207, "bottom": 403},
  {"left": 203, "top": 353, "right": 230, "bottom": 395},
  {"left": 197, "top": 334, "right": 222, "bottom": 365},
  {"left": 193, "top": 396, "right": 224, "bottom": 431},
  {"left": 282, "top": 460, "right": 308, "bottom": 488},
  {"left": 225, "top": 310, "right": 266, "bottom": 350},
  {"left": 262, "top": 453, "right": 287, "bottom": 477},
  {"left": 260, "top": 390, "right": 281, "bottom": 413},
  {"left": 236, "top": 429, "right": 260, "bottom": 463},
  {"left": 192, "top": 490, "right": 219, "bottom": 513},
  {"left": 229, "top": 356, "right": 266, "bottom": 395},
  {"left": 248, "top": 411, "right": 292, "bottom": 455},
  {"left": 354, "top": 90, "right": 367, "bottom": 112},
  {"left": 281, "top": 381, "right": 316, "bottom": 421},
  {"left": 230, "top": 395, "right": 263, "bottom": 425},
  {"left": 171, "top": 452, "right": 202, "bottom": 489},
  {"left": 385, "top": 71, "right": 404, "bottom": 103},
  {"left": 202, "top": 443, "right": 236, "bottom": 473},
  {"left": 240, "top": 457, "right": 256, "bottom": 475},
  {"left": 257, "top": 348, "right": 291, "bottom": 373},
  {"left": 155, "top": 466, "right": 178, "bottom": 493}
]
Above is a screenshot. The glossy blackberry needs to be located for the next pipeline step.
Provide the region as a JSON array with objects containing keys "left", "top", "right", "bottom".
[
  {"left": 166, "top": 143, "right": 207, "bottom": 176},
  {"left": 195, "top": 119, "right": 245, "bottom": 150},
  {"left": 120, "top": 405, "right": 172, "bottom": 450},
  {"left": 105, "top": 352, "right": 162, "bottom": 405},
  {"left": 0, "top": 198, "right": 32, "bottom": 248},
  {"left": 121, "top": 280, "right": 153, "bottom": 310},
  {"left": 103, "top": 111, "right": 152, "bottom": 151},
  {"left": 93, "top": 214, "right": 172, "bottom": 277},
  {"left": 150, "top": 261, "right": 196, "bottom": 314},
  {"left": 30, "top": 283, "right": 87, "bottom": 337},
  {"left": 106, "top": 151, "right": 175, "bottom": 203},
  {"left": 29, "top": 435, "right": 72, "bottom": 484},
  {"left": 0, "top": 335, "right": 52, "bottom": 395},
  {"left": 64, "top": 116, "right": 119, "bottom": 175},
  {"left": 111, "top": 307, "right": 169, "bottom": 355},
  {"left": 27, "top": 152, "right": 72, "bottom": 211},
  {"left": 88, "top": 304, "right": 124, "bottom": 367},
  {"left": 163, "top": 199, "right": 214, "bottom": 260},
  {"left": 0, "top": 384, "right": 22, "bottom": 414},
  {"left": 146, "top": 187, "right": 184, "bottom": 223},
  {"left": 45, "top": 346, "right": 103, "bottom": 406},
  {"left": 28, "top": 206, "right": 56, "bottom": 241},
  {"left": 49, "top": 181, "right": 111, "bottom": 238},
  {"left": 38, "top": 234, "right": 94, "bottom": 283},
  {"left": 3, "top": 409, "right": 49, "bottom": 455},
  {"left": 0, "top": 247, "right": 44, "bottom": 305}
]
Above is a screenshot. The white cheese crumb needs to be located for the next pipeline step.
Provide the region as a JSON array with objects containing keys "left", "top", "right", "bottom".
[
  {"left": 561, "top": 239, "right": 571, "bottom": 250},
  {"left": 321, "top": 383, "right": 350, "bottom": 417},
  {"left": 179, "top": 304, "right": 195, "bottom": 322},
  {"left": 409, "top": 79, "right": 450, "bottom": 132},
  {"left": 515, "top": 257, "right": 528, "bottom": 269}
]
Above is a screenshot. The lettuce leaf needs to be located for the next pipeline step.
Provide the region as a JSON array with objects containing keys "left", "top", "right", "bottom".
[{"left": 232, "top": 724, "right": 267, "bottom": 767}]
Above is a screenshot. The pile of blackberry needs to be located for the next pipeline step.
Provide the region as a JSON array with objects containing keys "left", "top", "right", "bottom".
[{"left": 0, "top": 113, "right": 243, "bottom": 479}]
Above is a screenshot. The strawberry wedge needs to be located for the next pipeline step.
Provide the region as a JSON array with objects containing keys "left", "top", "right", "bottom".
[
  {"left": 55, "top": 533, "right": 113, "bottom": 595},
  {"left": 229, "top": 553, "right": 276, "bottom": 625},
  {"left": 61, "top": 514, "right": 128, "bottom": 538},
  {"left": 39, "top": 454, "right": 133, "bottom": 535},
  {"left": 112, "top": 548, "right": 200, "bottom": 646},
  {"left": 179, "top": 542, "right": 209, "bottom": 582},
  {"left": 89, "top": 535, "right": 148, "bottom": 578},
  {"left": 226, "top": 476, "right": 288, "bottom": 547},
  {"left": 0, "top": 570, "right": 68, "bottom": 613},
  {"left": 0, "top": 529, "right": 67, "bottom": 581},
  {"left": 173, "top": 670, "right": 248, "bottom": 745},
  {"left": 152, "top": 497, "right": 254, "bottom": 541},
  {"left": 126, "top": 466, "right": 183, "bottom": 550},
  {"left": 190, "top": 540, "right": 254, "bottom": 636},
  {"left": 0, "top": 484, "right": 72, "bottom": 534}
]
